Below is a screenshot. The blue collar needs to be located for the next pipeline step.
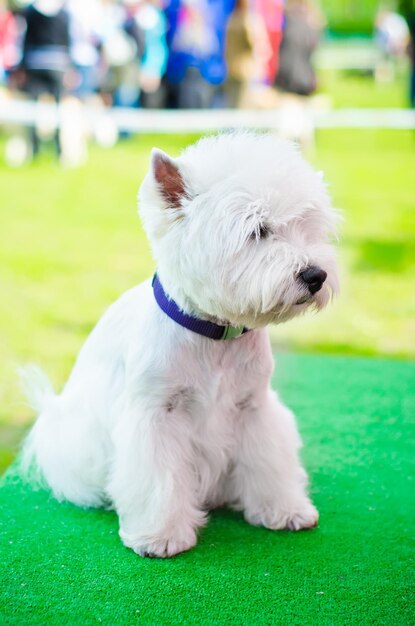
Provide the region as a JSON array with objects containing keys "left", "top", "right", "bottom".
[{"left": 152, "top": 274, "right": 250, "bottom": 340}]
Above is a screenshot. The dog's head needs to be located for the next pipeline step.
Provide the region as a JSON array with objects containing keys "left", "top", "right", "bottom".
[{"left": 139, "top": 132, "right": 339, "bottom": 328}]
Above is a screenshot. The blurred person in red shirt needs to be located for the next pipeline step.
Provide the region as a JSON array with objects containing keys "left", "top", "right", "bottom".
[
  {"left": 254, "top": 0, "right": 284, "bottom": 84},
  {"left": 0, "top": 1, "right": 19, "bottom": 83}
]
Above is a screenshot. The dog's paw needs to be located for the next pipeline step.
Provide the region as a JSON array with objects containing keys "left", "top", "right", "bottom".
[
  {"left": 283, "top": 501, "right": 319, "bottom": 531},
  {"left": 245, "top": 500, "right": 319, "bottom": 531},
  {"left": 120, "top": 527, "right": 197, "bottom": 558}
]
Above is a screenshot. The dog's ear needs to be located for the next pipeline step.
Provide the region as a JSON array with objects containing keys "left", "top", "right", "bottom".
[{"left": 151, "top": 149, "right": 188, "bottom": 209}]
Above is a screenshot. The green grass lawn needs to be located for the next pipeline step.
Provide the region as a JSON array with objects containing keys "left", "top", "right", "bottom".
[
  {"left": 317, "top": 68, "right": 409, "bottom": 108},
  {"left": 2, "top": 352, "right": 414, "bottom": 625},
  {"left": 1, "top": 127, "right": 414, "bottom": 472}
]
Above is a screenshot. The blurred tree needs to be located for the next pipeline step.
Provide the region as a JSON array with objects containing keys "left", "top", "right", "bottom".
[
  {"left": 398, "top": 0, "right": 415, "bottom": 108},
  {"left": 323, "top": 0, "right": 379, "bottom": 35},
  {"left": 397, "top": 0, "right": 415, "bottom": 21}
]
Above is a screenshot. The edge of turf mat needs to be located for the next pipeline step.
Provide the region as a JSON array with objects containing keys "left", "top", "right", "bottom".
[{"left": 1, "top": 352, "right": 414, "bottom": 625}]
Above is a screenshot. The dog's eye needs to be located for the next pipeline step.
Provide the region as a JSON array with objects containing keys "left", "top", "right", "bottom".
[{"left": 250, "top": 224, "right": 271, "bottom": 241}]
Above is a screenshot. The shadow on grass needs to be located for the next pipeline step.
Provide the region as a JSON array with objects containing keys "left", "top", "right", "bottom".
[{"left": 352, "top": 238, "right": 415, "bottom": 273}]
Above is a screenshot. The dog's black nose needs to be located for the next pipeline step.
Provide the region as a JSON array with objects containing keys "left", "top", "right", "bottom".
[{"left": 299, "top": 266, "right": 327, "bottom": 294}]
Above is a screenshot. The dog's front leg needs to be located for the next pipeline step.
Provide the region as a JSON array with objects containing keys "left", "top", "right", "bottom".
[
  {"left": 228, "top": 388, "right": 319, "bottom": 531},
  {"left": 108, "top": 398, "right": 205, "bottom": 558}
]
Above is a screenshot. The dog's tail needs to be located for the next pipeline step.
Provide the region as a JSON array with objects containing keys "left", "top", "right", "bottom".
[
  {"left": 18, "top": 365, "right": 58, "bottom": 487},
  {"left": 18, "top": 365, "right": 107, "bottom": 507},
  {"left": 19, "top": 365, "right": 56, "bottom": 414}
]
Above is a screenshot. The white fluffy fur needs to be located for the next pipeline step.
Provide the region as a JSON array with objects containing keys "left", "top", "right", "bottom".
[{"left": 21, "top": 132, "right": 339, "bottom": 558}]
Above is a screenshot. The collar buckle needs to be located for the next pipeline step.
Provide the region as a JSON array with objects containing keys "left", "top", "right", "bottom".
[{"left": 221, "top": 325, "right": 246, "bottom": 340}]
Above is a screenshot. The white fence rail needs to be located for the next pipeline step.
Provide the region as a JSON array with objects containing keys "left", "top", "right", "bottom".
[{"left": 1, "top": 99, "right": 415, "bottom": 132}]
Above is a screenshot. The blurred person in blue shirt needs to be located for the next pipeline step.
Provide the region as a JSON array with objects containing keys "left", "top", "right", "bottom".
[{"left": 164, "top": 0, "right": 235, "bottom": 108}]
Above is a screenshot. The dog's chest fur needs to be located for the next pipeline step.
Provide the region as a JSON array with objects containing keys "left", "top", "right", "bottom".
[{"left": 153, "top": 327, "right": 274, "bottom": 504}]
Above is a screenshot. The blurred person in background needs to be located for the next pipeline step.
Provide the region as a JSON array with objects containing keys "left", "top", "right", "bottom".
[
  {"left": 225, "top": 0, "right": 255, "bottom": 107},
  {"left": 1, "top": 2, "right": 27, "bottom": 166},
  {"left": 121, "top": 0, "right": 167, "bottom": 109},
  {"left": 398, "top": 1, "right": 415, "bottom": 107},
  {"left": 18, "top": 0, "right": 71, "bottom": 159},
  {"left": 255, "top": 0, "right": 284, "bottom": 85},
  {"left": 408, "top": 12, "right": 415, "bottom": 107},
  {"left": 61, "top": 0, "right": 105, "bottom": 165},
  {"left": 274, "top": 0, "right": 323, "bottom": 149},
  {"left": 164, "top": 0, "right": 235, "bottom": 109},
  {"left": 133, "top": 0, "right": 168, "bottom": 108},
  {"left": 274, "top": 0, "right": 321, "bottom": 97},
  {"left": 67, "top": 0, "right": 101, "bottom": 99},
  {"left": 20, "top": 0, "right": 71, "bottom": 104},
  {"left": 97, "top": 1, "right": 168, "bottom": 118},
  {"left": 97, "top": 0, "right": 144, "bottom": 108},
  {"left": 225, "top": 0, "right": 283, "bottom": 108},
  {"left": 375, "top": 6, "right": 409, "bottom": 82},
  {"left": 0, "top": 0, "right": 19, "bottom": 86}
]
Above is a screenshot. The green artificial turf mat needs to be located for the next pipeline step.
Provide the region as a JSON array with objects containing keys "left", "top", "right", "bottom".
[{"left": 1, "top": 352, "right": 414, "bottom": 625}]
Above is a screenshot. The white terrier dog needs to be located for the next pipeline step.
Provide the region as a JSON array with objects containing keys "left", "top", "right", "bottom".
[{"left": 21, "top": 132, "right": 339, "bottom": 558}]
